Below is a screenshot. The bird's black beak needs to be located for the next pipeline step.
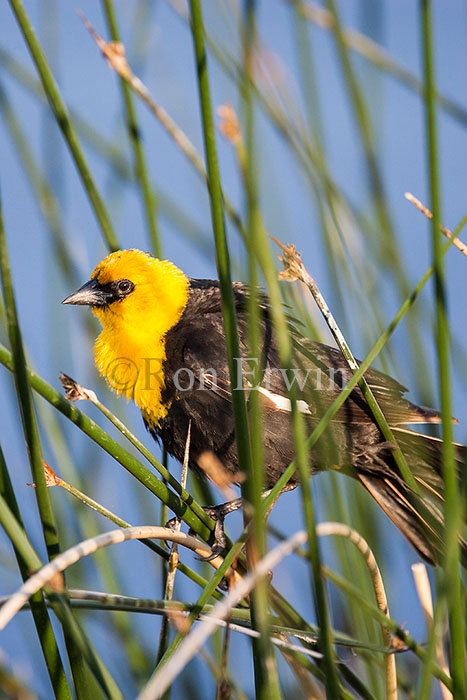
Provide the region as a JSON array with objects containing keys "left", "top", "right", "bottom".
[{"left": 62, "top": 278, "right": 110, "bottom": 307}]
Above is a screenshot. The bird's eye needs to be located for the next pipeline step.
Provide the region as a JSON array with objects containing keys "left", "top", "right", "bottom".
[{"left": 116, "top": 279, "right": 133, "bottom": 295}]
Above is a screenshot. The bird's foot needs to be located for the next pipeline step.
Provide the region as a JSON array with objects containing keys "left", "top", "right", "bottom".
[
  {"left": 191, "top": 499, "right": 243, "bottom": 562},
  {"left": 164, "top": 516, "right": 183, "bottom": 552},
  {"left": 164, "top": 512, "right": 228, "bottom": 588},
  {"left": 165, "top": 516, "right": 179, "bottom": 532}
]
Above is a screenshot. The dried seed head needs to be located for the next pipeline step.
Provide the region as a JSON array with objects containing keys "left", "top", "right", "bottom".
[
  {"left": 59, "top": 372, "right": 97, "bottom": 402},
  {"left": 217, "top": 104, "right": 242, "bottom": 145},
  {"left": 28, "top": 461, "right": 61, "bottom": 488},
  {"left": 197, "top": 451, "right": 244, "bottom": 500}
]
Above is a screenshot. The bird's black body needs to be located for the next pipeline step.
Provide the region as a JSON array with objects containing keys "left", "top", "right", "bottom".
[{"left": 148, "top": 280, "right": 466, "bottom": 566}]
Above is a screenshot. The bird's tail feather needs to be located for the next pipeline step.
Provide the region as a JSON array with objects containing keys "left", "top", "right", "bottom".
[
  {"left": 394, "top": 427, "right": 467, "bottom": 503},
  {"left": 360, "top": 430, "right": 467, "bottom": 567}
]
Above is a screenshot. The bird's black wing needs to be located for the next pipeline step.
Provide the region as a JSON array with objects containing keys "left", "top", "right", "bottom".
[
  {"left": 173, "top": 278, "right": 443, "bottom": 428},
  {"left": 292, "top": 338, "right": 443, "bottom": 426}
]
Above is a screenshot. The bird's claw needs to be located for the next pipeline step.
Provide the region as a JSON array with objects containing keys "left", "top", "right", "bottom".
[
  {"left": 164, "top": 516, "right": 181, "bottom": 549},
  {"left": 198, "top": 542, "right": 225, "bottom": 562},
  {"left": 172, "top": 500, "right": 242, "bottom": 562},
  {"left": 195, "top": 504, "right": 229, "bottom": 561},
  {"left": 165, "top": 516, "right": 178, "bottom": 531}
]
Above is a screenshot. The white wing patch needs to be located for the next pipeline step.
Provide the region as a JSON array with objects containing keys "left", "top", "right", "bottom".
[
  {"left": 197, "top": 373, "right": 311, "bottom": 414},
  {"left": 258, "top": 387, "right": 311, "bottom": 414}
]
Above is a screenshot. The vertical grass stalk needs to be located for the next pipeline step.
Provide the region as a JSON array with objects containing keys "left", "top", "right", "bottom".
[
  {"left": 187, "top": 0, "right": 252, "bottom": 477},
  {"left": 420, "top": 2, "right": 465, "bottom": 697},
  {"left": 7, "top": 0, "right": 119, "bottom": 251},
  {"left": 324, "top": 0, "right": 431, "bottom": 404},
  {"left": 241, "top": 2, "right": 282, "bottom": 697},
  {"left": 0, "top": 194, "right": 96, "bottom": 697},
  {"left": 187, "top": 1, "right": 284, "bottom": 694},
  {"left": 101, "top": 0, "right": 161, "bottom": 256},
  {"left": 0, "top": 446, "right": 73, "bottom": 700}
]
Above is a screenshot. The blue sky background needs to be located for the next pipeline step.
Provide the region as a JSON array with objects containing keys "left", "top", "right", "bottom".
[{"left": 1, "top": 1, "right": 467, "bottom": 697}]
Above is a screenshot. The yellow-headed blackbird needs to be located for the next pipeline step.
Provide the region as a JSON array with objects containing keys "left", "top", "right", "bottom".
[{"left": 63, "top": 248, "right": 466, "bottom": 564}]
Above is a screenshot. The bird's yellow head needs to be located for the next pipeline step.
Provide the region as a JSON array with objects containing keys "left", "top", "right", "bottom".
[{"left": 63, "top": 249, "right": 190, "bottom": 424}]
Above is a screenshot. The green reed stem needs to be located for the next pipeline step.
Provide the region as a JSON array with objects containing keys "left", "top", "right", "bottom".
[
  {"left": 289, "top": 0, "right": 467, "bottom": 129},
  {"left": 321, "top": 564, "right": 453, "bottom": 693},
  {"left": 241, "top": 3, "right": 282, "bottom": 697},
  {"left": 64, "top": 379, "right": 214, "bottom": 531},
  {"left": 291, "top": 249, "right": 418, "bottom": 491},
  {"left": 188, "top": 3, "right": 284, "bottom": 695},
  {"left": 0, "top": 491, "right": 125, "bottom": 700},
  {"left": 152, "top": 539, "right": 244, "bottom": 676},
  {"left": 188, "top": 0, "right": 252, "bottom": 483},
  {"left": 421, "top": 2, "right": 465, "bottom": 697},
  {"left": 0, "top": 200, "right": 59, "bottom": 561},
  {"left": 0, "top": 446, "right": 73, "bottom": 700},
  {"left": 0, "top": 344, "right": 213, "bottom": 543},
  {"left": 7, "top": 0, "right": 119, "bottom": 251},
  {"left": 323, "top": 0, "right": 431, "bottom": 401},
  {"left": 263, "top": 209, "right": 467, "bottom": 512},
  {"left": 101, "top": 0, "right": 161, "bottom": 256},
  {"left": 56, "top": 471, "right": 221, "bottom": 599},
  {"left": 0, "top": 196, "right": 117, "bottom": 697},
  {"left": 0, "top": 80, "right": 81, "bottom": 285}
]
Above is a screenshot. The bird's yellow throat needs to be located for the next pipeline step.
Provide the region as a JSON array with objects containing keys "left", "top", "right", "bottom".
[{"left": 91, "top": 250, "right": 190, "bottom": 426}]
